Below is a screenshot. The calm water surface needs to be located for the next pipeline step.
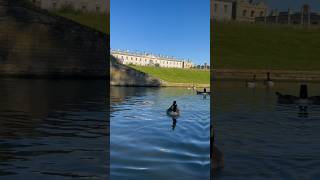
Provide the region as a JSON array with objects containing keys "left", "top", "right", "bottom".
[
  {"left": 0, "top": 79, "right": 108, "bottom": 179},
  {"left": 110, "top": 87, "right": 210, "bottom": 180},
  {"left": 213, "top": 81, "right": 320, "bottom": 180}
]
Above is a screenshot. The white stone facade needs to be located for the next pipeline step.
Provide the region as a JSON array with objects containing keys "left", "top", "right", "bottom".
[
  {"left": 211, "top": 0, "right": 234, "bottom": 21},
  {"left": 111, "top": 50, "right": 193, "bottom": 69},
  {"left": 30, "top": 0, "right": 109, "bottom": 13},
  {"left": 211, "top": 0, "right": 268, "bottom": 22}
]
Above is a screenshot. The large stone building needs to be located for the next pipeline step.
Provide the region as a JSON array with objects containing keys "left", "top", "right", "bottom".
[
  {"left": 256, "top": 4, "right": 320, "bottom": 25},
  {"left": 30, "top": 0, "right": 109, "bottom": 13},
  {"left": 111, "top": 50, "right": 194, "bottom": 69},
  {"left": 211, "top": 0, "right": 268, "bottom": 22},
  {"left": 211, "top": 0, "right": 234, "bottom": 21}
]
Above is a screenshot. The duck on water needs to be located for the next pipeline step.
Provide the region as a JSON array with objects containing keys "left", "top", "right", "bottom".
[
  {"left": 246, "top": 74, "right": 256, "bottom": 88},
  {"left": 276, "top": 84, "right": 320, "bottom": 105},
  {"left": 196, "top": 88, "right": 211, "bottom": 95},
  {"left": 167, "top": 101, "right": 180, "bottom": 117},
  {"left": 264, "top": 72, "right": 274, "bottom": 87}
]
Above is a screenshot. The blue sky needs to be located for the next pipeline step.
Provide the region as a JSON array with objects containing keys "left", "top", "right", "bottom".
[
  {"left": 262, "top": 0, "right": 320, "bottom": 11},
  {"left": 110, "top": 0, "right": 210, "bottom": 65}
]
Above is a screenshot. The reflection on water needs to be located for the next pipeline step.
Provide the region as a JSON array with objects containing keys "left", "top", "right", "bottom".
[
  {"left": 110, "top": 87, "right": 210, "bottom": 180},
  {"left": 213, "top": 81, "right": 320, "bottom": 179},
  {"left": 0, "top": 79, "right": 108, "bottom": 179}
]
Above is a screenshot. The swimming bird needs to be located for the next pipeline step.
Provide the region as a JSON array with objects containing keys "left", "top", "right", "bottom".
[
  {"left": 264, "top": 72, "right": 274, "bottom": 87},
  {"left": 246, "top": 74, "right": 256, "bottom": 88},
  {"left": 167, "top": 101, "right": 180, "bottom": 117},
  {"left": 276, "top": 84, "right": 320, "bottom": 105},
  {"left": 196, "top": 88, "right": 211, "bottom": 95}
]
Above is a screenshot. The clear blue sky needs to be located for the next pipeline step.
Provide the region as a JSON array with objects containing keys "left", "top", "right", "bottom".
[{"left": 110, "top": 0, "right": 210, "bottom": 65}]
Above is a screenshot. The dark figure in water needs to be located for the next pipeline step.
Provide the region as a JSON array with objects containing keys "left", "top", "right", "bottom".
[
  {"left": 170, "top": 101, "right": 178, "bottom": 112},
  {"left": 204, "top": 88, "right": 207, "bottom": 93},
  {"left": 171, "top": 118, "right": 177, "bottom": 130},
  {"left": 276, "top": 84, "right": 320, "bottom": 105}
]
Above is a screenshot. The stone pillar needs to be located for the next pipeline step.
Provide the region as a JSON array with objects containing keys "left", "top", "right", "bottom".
[
  {"left": 308, "top": 6, "right": 311, "bottom": 25},
  {"left": 288, "top": 8, "right": 292, "bottom": 24},
  {"left": 301, "top": 7, "right": 304, "bottom": 25},
  {"left": 264, "top": 8, "right": 267, "bottom": 24},
  {"left": 275, "top": 9, "right": 279, "bottom": 24}
]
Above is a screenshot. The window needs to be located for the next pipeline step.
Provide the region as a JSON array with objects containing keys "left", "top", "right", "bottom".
[
  {"left": 243, "top": 10, "right": 247, "bottom": 17},
  {"left": 82, "top": 5, "right": 87, "bottom": 11},
  {"left": 52, "top": 1, "right": 57, "bottom": 8},
  {"left": 214, "top": 4, "right": 218, "bottom": 12},
  {"left": 260, "top": 11, "right": 264, "bottom": 17},
  {"left": 224, "top": 5, "right": 228, "bottom": 13},
  {"left": 251, "top": 11, "right": 255, "bottom": 17}
]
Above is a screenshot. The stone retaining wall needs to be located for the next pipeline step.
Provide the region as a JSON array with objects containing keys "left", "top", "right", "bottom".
[
  {"left": 110, "top": 56, "right": 162, "bottom": 86},
  {"left": 0, "top": 0, "right": 108, "bottom": 78},
  {"left": 212, "top": 69, "right": 320, "bottom": 82}
]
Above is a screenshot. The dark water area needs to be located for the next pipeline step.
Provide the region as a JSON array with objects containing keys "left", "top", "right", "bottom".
[
  {"left": 213, "top": 81, "right": 320, "bottom": 180},
  {"left": 110, "top": 87, "right": 210, "bottom": 180},
  {"left": 0, "top": 79, "right": 108, "bottom": 179}
]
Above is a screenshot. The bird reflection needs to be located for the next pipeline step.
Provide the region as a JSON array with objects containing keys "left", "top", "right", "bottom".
[
  {"left": 171, "top": 118, "right": 177, "bottom": 131},
  {"left": 298, "top": 105, "right": 309, "bottom": 118}
]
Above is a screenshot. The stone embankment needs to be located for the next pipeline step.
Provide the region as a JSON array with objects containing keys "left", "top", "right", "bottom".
[
  {"left": 212, "top": 69, "right": 320, "bottom": 82},
  {"left": 0, "top": 0, "right": 108, "bottom": 78},
  {"left": 110, "top": 56, "right": 162, "bottom": 86}
]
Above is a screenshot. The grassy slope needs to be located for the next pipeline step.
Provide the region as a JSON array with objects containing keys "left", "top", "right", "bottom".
[
  {"left": 55, "top": 12, "right": 109, "bottom": 34},
  {"left": 212, "top": 21, "right": 320, "bottom": 70},
  {"left": 130, "top": 66, "right": 210, "bottom": 84}
]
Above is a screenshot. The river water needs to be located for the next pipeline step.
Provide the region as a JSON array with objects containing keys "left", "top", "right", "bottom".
[
  {"left": 213, "top": 81, "right": 320, "bottom": 180},
  {"left": 110, "top": 87, "right": 210, "bottom": 180},
  {"left": 0, "top": 79, "right": 108, "bottom": 179}
]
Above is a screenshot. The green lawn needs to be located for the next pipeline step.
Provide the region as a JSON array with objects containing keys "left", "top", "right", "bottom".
[
  {"left": 212, "top": 21, "right": 320, "bottom": 70},
  {"left": 55, "top": 12, "right": 109, "bottom": 34},
  {"left": 130, "top": 65, "right": 210, "bottom": 84}
]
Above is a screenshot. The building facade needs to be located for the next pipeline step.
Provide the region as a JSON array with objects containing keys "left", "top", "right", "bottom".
[
  {"left": 212, "top": 0, "right": 268, "bottom": 22},
  {"left": 234, "top": 0, "right": 268, "bottom": 22},
  {"left": 255, "top": 4, "right": 320, "bottom": 25},
  {"left": 111, "top": 50, "right": 194, "bottom": 69},
  {"left": 30, "top": 0, "right": 109, "bottom": 13},
  {"left": 211, "top": 0, "right": 234, "bottom": 21}
]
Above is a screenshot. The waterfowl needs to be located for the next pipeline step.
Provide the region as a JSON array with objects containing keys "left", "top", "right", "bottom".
[
  {"left": 196, "top": 88, "right": 211, "bottom": 95},
  {"left": 246, "top": 74, "right": 256, "bottom": 88},
  {"left": 264, "top": 72, "right": 274, "bottom": 87},
  {"left": 167, "top": 101, "right": 180, "bottom": 117},
  {"left": 276, "top": 84, "right": 320, "bottom": 105}
]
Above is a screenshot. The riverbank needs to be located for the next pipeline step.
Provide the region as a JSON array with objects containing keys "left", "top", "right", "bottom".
[
  {"left": 130, "top": 65, "right": 210, "bottom": 84},
  {"left": 212, "top": 69, "right": 320, "bottom": 82}
]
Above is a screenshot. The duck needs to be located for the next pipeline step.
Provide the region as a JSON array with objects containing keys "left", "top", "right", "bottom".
[
  {"left": 246, "top": 74, "right": 256, "bottom": 88},
  {"left": 167, "top": 101, "right": 180, "bottom": 117},
  {"left": 196, "top": 88, "right": 211, "bottom": 95},
  {"left": 264, "top": 72, "right": 274, "bottom": 87},
  {"left": 276, "top": 84, "right": 320, "bottom": 105}
]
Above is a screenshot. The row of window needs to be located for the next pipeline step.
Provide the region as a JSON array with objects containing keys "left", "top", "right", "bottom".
[
  {"left": 213, "top": 3, "right": 229, "bottom": 14},
  {"left": 213, "top": 3, "right": 265, "bottom": 17},
  {"left": 242, "top": 10, "right": 265, "bottom": 17},
  {"left": 115, "top": 55, "right": 183, "bottom": 66}
]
